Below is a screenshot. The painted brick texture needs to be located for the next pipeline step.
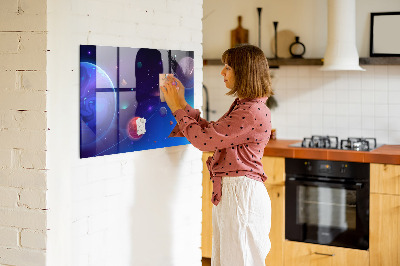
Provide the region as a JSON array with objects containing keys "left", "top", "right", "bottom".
[
  {"left": 46, "top": 0, "right": 203, "bottom": 266},
  {"left": 0, "top": 227, "right": 19, "bottom": 247},
  {"left": 0, "top": 0, "right": 48, "bottom": 265},
  {"left": 2, "top": 0, "right": 203, "bottom": 265},
  {"left": 21, "top": 229, "right": 47, "bottom": 250}
]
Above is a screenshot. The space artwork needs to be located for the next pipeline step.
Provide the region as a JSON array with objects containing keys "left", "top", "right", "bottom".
[{"left": 80, "top": 45, "right": 194, "bottom": 158}]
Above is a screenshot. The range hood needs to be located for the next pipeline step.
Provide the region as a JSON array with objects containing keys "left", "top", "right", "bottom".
[{"left": 320, "top": 0, "right": 365, "bottom": 71}]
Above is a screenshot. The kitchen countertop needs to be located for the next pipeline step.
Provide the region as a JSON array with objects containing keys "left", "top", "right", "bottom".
[{"left": 263, "top": 139, "right": 400, "bottom": 165}]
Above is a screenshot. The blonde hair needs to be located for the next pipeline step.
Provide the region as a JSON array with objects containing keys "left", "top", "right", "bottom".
[{"left": 221, "top": 44, "right": 273, "bottom": 99}]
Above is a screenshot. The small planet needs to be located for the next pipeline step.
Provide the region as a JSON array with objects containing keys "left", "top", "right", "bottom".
[
  {"left": 160, "top": 107, "right": 167, "bottom": 117},
  {"left": 127, "top": 117, "right": 144, "bottom": 140}
]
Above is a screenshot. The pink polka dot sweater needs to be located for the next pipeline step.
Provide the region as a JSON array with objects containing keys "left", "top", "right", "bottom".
[{"left": 169, "top": 97, "right": 271, "bottom": 206}]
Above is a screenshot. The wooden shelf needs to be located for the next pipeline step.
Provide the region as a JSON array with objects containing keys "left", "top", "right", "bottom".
[
  {"left": 359, "top": 57, "right": 400, "bottom": 65},
  {"left": 268, "top": 58, "right": 322, "bottom": 67},
  {"left": 202, "top": 59, "right": 223, "bottom": 66},
  {"left": 203, "top": 57, "right": 400, "bottom": 67},
  {"left": 203, "top": 58, "right": 323, "bottom": 67}
]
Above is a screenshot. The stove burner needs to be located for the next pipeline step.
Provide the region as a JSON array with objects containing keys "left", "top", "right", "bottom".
[
  {"left": 340, "top": 137, "right": 377, "bottom": 151},
  {"left": 295, "top": 136, "right": 379, "bottom": 151},
  {"left": 301, "top": 135, "right": 339, "bottom": 149}
]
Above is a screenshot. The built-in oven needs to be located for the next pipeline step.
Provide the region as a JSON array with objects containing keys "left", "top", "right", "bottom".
[{"left": 285, "top": 158, "right": 369, "bottom": 250}]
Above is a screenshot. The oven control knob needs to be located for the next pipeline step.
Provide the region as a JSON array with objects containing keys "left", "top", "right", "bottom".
[
  {"left": 340, "top": 164, "right": 347, "bottom": 174},
  {"left": 304, "top": 162, "right": 312, "bottom": 171}
]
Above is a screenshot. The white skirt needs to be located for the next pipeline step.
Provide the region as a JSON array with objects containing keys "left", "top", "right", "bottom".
[{"left": 212, "top": 176, "right": 271, "bottom": 266}]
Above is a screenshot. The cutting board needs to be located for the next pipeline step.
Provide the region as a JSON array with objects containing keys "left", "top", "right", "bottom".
[{"left": 231, "top": 16, "right": 249, "bottom": 48}]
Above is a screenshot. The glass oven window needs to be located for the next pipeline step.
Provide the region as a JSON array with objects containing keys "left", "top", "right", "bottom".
[{"left": 297, "top": 186, "right": 357, "bottom": 230}]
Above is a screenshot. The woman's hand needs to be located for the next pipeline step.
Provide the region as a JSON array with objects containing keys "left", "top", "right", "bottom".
[
  {"left": 161, "top": 75, "right": 186, "bottom": 113},
  {"left": 173, "top": 77, "right": 187, "bottom": 108}
]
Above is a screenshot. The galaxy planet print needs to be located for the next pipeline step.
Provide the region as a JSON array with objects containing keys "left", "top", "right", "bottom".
[{"left": 80, "top": 45, "right": 194, "bottom": 158}]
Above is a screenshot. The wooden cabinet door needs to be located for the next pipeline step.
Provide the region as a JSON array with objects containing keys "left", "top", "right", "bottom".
[
  {"left": 370, "top": 193, "right": 400, "bottom": 266},
  {"left": 262, "top": 157, "right": 285, "bottom": 265},
  {"left": 202, "top": 152, "right": 213, "bottom": 258},
  {"left": 262, "top": 156, "right": 285, "bottom": 186},
  {"left": 264, "top": 184, "right": 284, "bottom": 266},
  {"left": 370, "top": 163, "right": 400, "bottom": 195},
  {"left": 284, "top": 241, "right": 369, "bottom": 266}
]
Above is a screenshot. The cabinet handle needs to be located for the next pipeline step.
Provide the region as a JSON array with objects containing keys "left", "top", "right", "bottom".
[{"left": 314, "top": 252, "right": 335, "bottom": 257}]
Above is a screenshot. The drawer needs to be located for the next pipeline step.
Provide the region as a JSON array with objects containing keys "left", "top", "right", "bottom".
[{"left": 283, "top": 241, "right": 369, "bottom": 266}]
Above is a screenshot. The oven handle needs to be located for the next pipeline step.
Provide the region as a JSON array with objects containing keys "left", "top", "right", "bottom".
[{"left": 286, "top": 177, "right": 364, "bottom": 189}]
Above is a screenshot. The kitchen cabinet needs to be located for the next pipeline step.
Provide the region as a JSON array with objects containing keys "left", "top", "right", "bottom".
[
  {"left": 202, "top": 156, "right": 400, "bottom": 265},
  {"left": 264, "top": 184, "right": 284, "bottom": 266},
  {"left": 260, "top": 141, "right": 400, "bottom": 266},
  {"left": 261, "top": 156, "right": 285, "bottom": 186},
  {"left": 284, "top": 241, "right": 369, "bottom": 266},
  {"left": 261, "top": 156, "right": 285, "bottom": 266},
  {"left": 370, "top": 193, "right": 400, "bottom": 266},
  {"left": 201, "top": 152, "right": 213, "bottom": 258},
  {"left": 201, "top": 154, "right": 286, "bottom": 266},
  {"left": 370, "top": 163, "right": 400, "bottom": 195},
  {"left": 370, "top": 163, "right": 400, "bottom": 266}
]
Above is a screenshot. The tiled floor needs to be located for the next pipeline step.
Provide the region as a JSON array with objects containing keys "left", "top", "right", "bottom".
[{"left": 202, "top": 257, "right": 211, "bottom": 266}]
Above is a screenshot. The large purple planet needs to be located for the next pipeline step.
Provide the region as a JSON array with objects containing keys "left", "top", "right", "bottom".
[{"left": 175, "top": 57, "right": 194, "bottom": 88}]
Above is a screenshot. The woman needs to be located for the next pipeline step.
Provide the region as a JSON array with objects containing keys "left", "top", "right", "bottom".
[{"left": 162, "top": 44, "right": 273, "bottom": 266}]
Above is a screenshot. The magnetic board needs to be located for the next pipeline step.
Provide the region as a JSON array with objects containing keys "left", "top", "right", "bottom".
[{"left": 80, "top": 45, "right": 194, "bottom": 158}]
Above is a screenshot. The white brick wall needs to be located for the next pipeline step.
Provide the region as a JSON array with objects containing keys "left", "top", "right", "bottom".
[
  {"left": 0, "top": 0, "right": 48, "bottom": 265},
  {"left": 0, "top": 247, "right": 46, "bottom": 266},
  {"left": 21, "top": 229, "right": 47, "bottom": 250},
  {"left": 2, "top": 0, "right": 203, "bottom": 264},
  {"left": 46, "top": 1, "right": 203, "bottom": 266},
  {"left": 0, "top": 169, "right": 47, "bottom": 189},
  {"left": 0, "top": 187, "right": 19, "bottom": 208},
  {"left": 0, "top": 227, "right": 19, "bottom": 247}
]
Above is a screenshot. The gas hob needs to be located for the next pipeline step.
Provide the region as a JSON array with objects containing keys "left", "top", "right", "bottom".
[{"left": 289, "top": 135, "right": 382, "bottom": 151}]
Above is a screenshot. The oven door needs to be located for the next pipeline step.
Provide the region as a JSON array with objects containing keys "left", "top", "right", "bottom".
[{"left": 285, "top": 177, "right": 369, "bottom": 250}]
